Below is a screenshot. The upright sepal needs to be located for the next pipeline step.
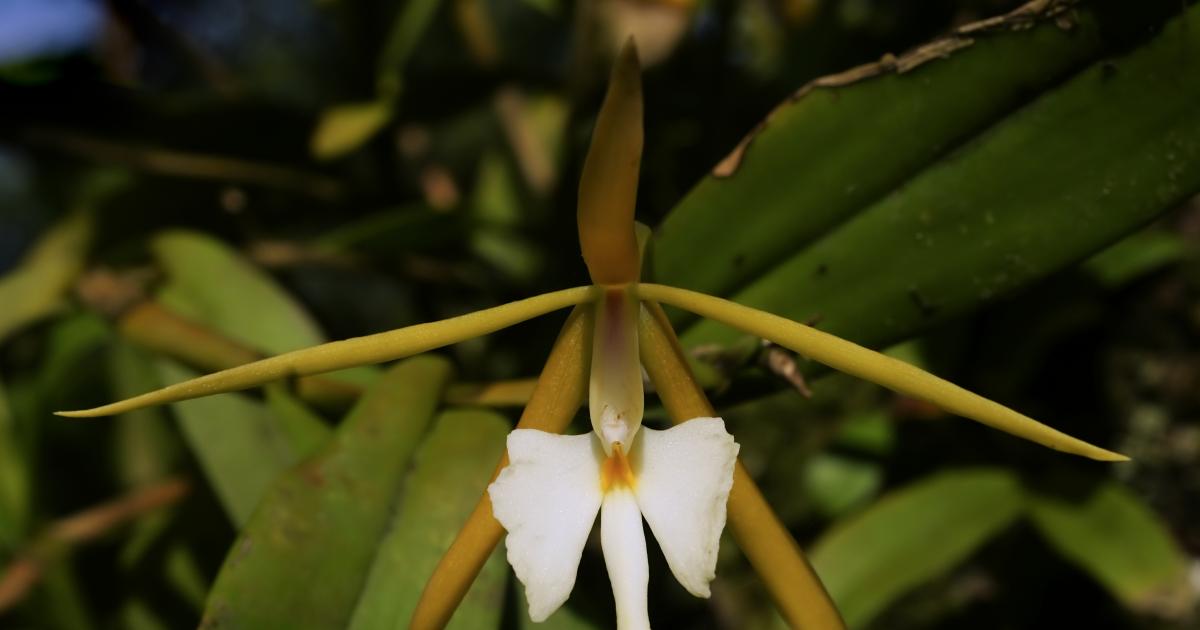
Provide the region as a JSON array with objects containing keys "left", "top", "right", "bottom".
[{"left": 578, "top": 39, "right": 643, "bottom": 286}]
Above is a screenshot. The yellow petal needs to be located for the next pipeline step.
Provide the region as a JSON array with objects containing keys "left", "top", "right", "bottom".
[
  {"left": 58, "top": 286, "right": 596, "bottom": 418},
  {"left": 637, "top": 283, "right": 1128, "bottom": 462},
  {"left": 578, "top": 39, "right": 643, "bottom": 285}
]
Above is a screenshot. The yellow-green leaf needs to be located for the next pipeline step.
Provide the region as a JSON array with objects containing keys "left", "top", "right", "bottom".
[
  {"left": 0, "top": 210, "right": 91, "bottom": 342},
  {"left": 310, "top": 100, "right": 393, "bottom": 160}
]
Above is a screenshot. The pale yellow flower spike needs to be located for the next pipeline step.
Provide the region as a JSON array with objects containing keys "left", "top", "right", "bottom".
[
  {"left": 636, "top": 283, "right": 1128, "bottom": 462},
  {"left": 56, "top": 286, "right": 596, "bottom": 418},
  {"left": 578, "top": 39, "right": 642, "bottom": 286}
]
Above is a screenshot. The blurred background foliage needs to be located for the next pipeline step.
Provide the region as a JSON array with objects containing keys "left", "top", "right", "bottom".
[{"left": 1, "top": 0, "right": 1199, "bottom": 628}]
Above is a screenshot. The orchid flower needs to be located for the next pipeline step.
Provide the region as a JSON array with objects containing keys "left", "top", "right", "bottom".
[
  {"left": 488, "top": 282, "right": 739, "bottom": 628},
  {"left": 59, "top": 41, "right": 1126, "bottom": 630}
]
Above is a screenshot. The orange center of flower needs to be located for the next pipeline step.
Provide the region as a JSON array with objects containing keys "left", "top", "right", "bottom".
[{"left": 600, "top": 442, "right": 636, "bottom": 492}]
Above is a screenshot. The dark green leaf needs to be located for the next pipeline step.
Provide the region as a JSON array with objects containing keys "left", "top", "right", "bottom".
[
  {"left": 658, "top": 5, "right": 1200, "bottom": 357},
  {"left": 1082, "top": 229, "right": 1186, "bottom": 287},
  {"left": 802, "top": 453, "right": 882, "bottom": 519},
  {"left": 654, "top": 5, "right": 1109, "bottom": 301},
  {"left": 0, "top": 378, "right": 26, "bottom": 551},
  {"left": 109, "top": 342, "right": 181, "bottom": 488}
]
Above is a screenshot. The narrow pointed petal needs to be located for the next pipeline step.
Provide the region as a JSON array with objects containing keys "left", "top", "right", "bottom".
[
  {"left": 636, "top": 284, "right": 1127, "bottom": 462},
  {"left": 633, "top": 417, "right": 738, "bottom": 597},
  {"left": 58, "top": 286, "right": 595, "bottom": 418},
  {"left": 601, "top": 487, "right": 651, "bottom": 630},
  {"left": 488, "top": 430, "right": 604, "bottom": 621},
  {"left": 578, "top": 39, "right": 642, "bottom": 285},
  {"left": 590, "top": 287, "right": 644, "bottom": 450}
]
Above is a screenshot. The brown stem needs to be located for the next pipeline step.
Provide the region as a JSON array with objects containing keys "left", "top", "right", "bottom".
[
  {"left": 0, "top": 478, "right": 190, "bottom": 612},
  {"left": 22, "top": 127, "right": 343, "bottom": 201}
]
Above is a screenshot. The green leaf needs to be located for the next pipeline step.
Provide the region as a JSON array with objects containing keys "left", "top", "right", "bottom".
[
  {"left": 157, "top": 360, "right": 302, "bottom": 527},
  {"left": 118, "top": 599, "right": 171, "bottom": 630},
  {"left": 152, "top": 230, "right": 324, "bottom": 353},
  {"left": 164, "top": 543, "right": 210, "bottom": 610},
  {"left": 1029, "top": 481, "right": 1193, "bottom": 615},
  {"left": 110, "top": 342, "right": 187, "bottom": 568},
  {"left": 152, "top": 229, "right": 378, "bottom": 390},
  {"left": 347, "top": 408, "right": 509, "bottom": 630},
  {"left": 0, "top": 313, "right": 113, "bottom": 549},
  {"left": 34, "top": 561, "right": 96, "bottom": 630},
  {"left": 470, "top": 151, "right": 545, "bottom": 284},
  {"left": 309, "top": 0, "right": 443, "bottom": 159},
  {"left": 315, "top": 205, "right": 462, "bottom": 255},
  {"left": 1082, "top": 229, "right": 1186, "bottom": 287},
  {"left": 109, "top": 342, "right": 182, "bottom": 488},
  {"left": 655, "top": 4, "right": 1200, "bottom": 355},
  {"left": 199, "top": 356, "right": 452, "bottom": 629},
  {"left": 810, "top": 468, "right": 1024, "bottom": 628},
  {"left": 802, "top": 454, "right": 882, "bottom": 519},
  {"left": 654, "top": 4, "right": 1107, "bottom": 300},
  {"left": 374, "top": 0, "right": 444, "bottom": 98},
  {"left": 0, "top": 378, "right": 27, "bottom": 551},
  {"left": 264, "top": 384, "right": 332, "bottom": 459},
  {"left": 832, "top": 410, "right": 895, "bottom": 456},
  {"left": 35, "top": 313, "right": 112, "bottom": 401},
  {"left": 0, "top": 210, "right": 92, "bottom": 342}
]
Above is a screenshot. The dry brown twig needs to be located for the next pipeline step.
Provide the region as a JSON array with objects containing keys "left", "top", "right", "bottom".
[{"left": 0, "top": 478, "right": 190, "bottom": 613}]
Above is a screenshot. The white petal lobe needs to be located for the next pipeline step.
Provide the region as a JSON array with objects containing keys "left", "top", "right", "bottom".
[
  {"left": 601, "top": 487, "right": 651, "bottom": 630},
  {"left": 489, "top": 430, "right": 604, "bottom": 621},
  {"left": 633, "top": 417, "right": 739, "bottom": 597}
]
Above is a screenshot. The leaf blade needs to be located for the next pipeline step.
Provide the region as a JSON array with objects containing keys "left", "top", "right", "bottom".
[
  {"left": 810, "top": 468, "right": 1025, "bottom": 628},
  {"left": 653, "top": 3, "right": 1108, "bottom": 301},
  {"left": 1029, "top": 482, "right": 1194, "bottom": 615},
  {"left": 347, "top": 408, "right": 510, "bottom": 630},
  {"left": 199, "top": 356, "right": 453, "bottom": 629},
  {"left": 678, "top": 4, "right": 1200, "bottom": 355}
]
